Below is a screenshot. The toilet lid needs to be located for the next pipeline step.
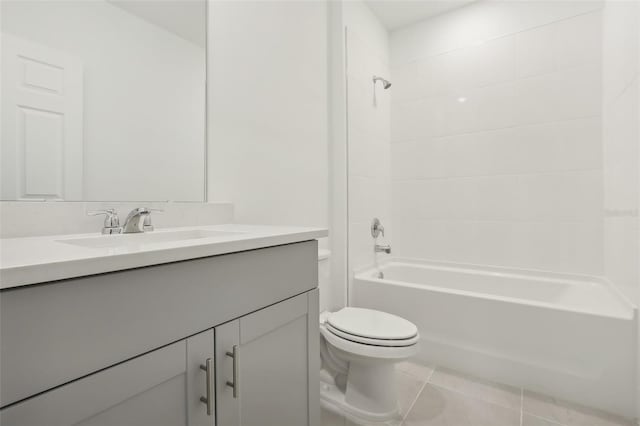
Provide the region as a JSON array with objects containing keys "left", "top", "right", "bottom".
[{"left": 327, "top": 307, "right": 418, "bottom": 341}]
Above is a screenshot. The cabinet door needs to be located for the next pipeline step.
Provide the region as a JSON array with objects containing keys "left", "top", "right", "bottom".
[
  {"left": 216, "top": 290, "right": 320, "bottom": 426},
  {"left": 0, "top": 330, "right": 215, "bottom": 426}
]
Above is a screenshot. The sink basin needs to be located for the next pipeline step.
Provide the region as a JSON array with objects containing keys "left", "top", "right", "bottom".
[{"left": 57, "top": 229, "right": 243, "bottom": 249}]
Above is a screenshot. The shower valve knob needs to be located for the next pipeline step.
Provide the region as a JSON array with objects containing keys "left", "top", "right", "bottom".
[{"left": 371, "top": 218, "right": 385, "bottom": 238}]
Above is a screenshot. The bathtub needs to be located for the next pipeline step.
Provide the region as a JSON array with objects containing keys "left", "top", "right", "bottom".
[{"left": 352, "top": 259, "right": 637, "bottom": 417}]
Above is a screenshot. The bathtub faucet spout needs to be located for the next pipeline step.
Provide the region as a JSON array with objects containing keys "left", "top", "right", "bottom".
[{"left": 375, "top": 244, "right": 391, "bottom": 254}]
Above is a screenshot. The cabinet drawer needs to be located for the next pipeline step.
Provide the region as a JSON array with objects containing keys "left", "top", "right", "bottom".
[{"left": 1, "top": 240, "right": 317, "bottom": 407}]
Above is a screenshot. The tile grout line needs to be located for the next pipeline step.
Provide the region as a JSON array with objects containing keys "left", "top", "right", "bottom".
[
  {"left": 389, "top": 114, "right": 600, "bottom": 144},
  {"left": 520, "top": 388, "right": 524, "bottom": 426},
  {"left": 401, "top": 365, "right": 437, "bottom": 424},
  {"left": 519, "top": 391, "right": 567, "bottom": 426},
  {"left": 422, "top": 367, "right": 522, "bottom": 414},
  {"left": 398, "top": 364, "right": 625, "bottom": 426},
  {"left": 392, "top": 7, "right": 602, "bottom": 69},
  {"left": 425, "top": 381, "right": 523, "bottom": 416},
  {"left": 526, "top": 413, "right": 566, "bottom": 426},
  {"left": 390, "top": 167, "right": 602, "bottom": 182}
]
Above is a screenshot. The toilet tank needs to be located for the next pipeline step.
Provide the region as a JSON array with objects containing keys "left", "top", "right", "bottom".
[{"left": 318, "top": 249, "right": 331, "bottom": 312}]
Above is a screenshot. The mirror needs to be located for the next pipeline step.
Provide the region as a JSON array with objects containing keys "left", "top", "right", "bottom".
[{"left": 1, "top": 0, "right": 206, "bottom": 202}]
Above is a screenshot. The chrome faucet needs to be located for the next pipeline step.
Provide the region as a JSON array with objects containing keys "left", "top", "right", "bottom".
[
  {"left": 371, "top": 217, "right": 385, "bottom": 238},
  {"left": 122, "top": 207, "right": 162, "bottom": 234},
  {"left": 375, "top": 244, "right": 391, "bottom": 254},
  {"left": 371, "top": 218, "right": 391, "bottom": 254},
  {"left": 87, "top": 209, "right": 122, "bottom": 234}
]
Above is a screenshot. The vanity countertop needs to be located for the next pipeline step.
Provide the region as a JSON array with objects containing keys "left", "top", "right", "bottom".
[{"left": 0, "top": 224, "right": 328, "bottom": 289}]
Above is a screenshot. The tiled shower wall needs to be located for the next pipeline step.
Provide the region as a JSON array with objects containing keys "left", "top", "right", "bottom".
[
  {"left": 345, "top": 1, "right": 392, "bottom": 272},
  {"left": 602, "top": 0, "right": 640, "bottom": 308},
  {"left": 390, "top": 1, "right": 605, "bottom": 275},
  {"left": 600, "top": 0, "right": 640, "bottom": 414}
]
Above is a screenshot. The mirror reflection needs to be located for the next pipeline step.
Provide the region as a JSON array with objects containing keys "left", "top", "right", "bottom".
[{"left": 1, "top": 0, "right": 206, "bottom": 201}]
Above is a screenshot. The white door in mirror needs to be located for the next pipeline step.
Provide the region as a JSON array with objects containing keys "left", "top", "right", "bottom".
[{"left": 1, "top": 34, "right": 83, "bottom": 201}]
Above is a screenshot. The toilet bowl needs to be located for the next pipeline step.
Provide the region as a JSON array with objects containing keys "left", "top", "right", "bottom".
[{"left": 319, "top": 307, "right": 419, "bottom": 424}]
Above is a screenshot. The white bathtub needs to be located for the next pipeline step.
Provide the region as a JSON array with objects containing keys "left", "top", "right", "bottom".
[{"left": 352, "top": 259, "right": 637, "bottom": 417}]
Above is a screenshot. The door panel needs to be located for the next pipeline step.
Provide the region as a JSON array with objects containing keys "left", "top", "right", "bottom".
[
  {"left": 215, "top": 290, "right": 320, "bottom": 426},
  {"left": 0, "top": 340, "right": 186, "bottom": 426},
  {"left": 239, "top": 292, "right": 308, "bottom": 344},
  {"left": 77, "top": 375, "right": 187, "bottom": 426},
  {"left": 241, "top": 314, "right": 309, "bottom": 426},
  {"left": 1, "top": 34, "right": 83, "bottom": 200}
]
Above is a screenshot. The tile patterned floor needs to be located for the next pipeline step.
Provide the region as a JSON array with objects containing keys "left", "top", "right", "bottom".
[{"left": 321, "top": 361, "right": 636, "bottom": 426}]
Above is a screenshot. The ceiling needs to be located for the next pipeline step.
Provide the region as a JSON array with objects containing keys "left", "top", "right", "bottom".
[
  {"left": 108, "top": 0, "right": 205, "bottom": 47},
  {"left": 364, "top": 0, "right": 477, "bottom": 30}
]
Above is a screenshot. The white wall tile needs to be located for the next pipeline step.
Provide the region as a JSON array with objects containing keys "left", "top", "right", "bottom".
[
  {"left": 602, "top": 0, "right": 639, "bottom": 104},
  {"left": 516, "top": 24, "right": 556, "bottom": 78},
  {"left": 349, "top": 176, "right": 391, "bottom": 223},
  {"left": 390, "top": 0, "right": 602, "bottom": 64},
  {"left": 604, "top": 216, "right": 639, "bottom": 304},
  {"left": 392, "top": 117, "right": 601, "bottom": 181},
  {"left": 554, "top": 11, "right": 602, "bottom": 69},
  {"left": 602, "top": 0, "right": 640, "bottom": 306},
  {"left": 513, "top": 65, "right": 601, "bottom": 126},
  {"left": 389, "top": 2, "right": 604, "bottom": 275},
  {"left": 519, "top": 170, "right": 603, "bottom": 222},
  {"left": 345, "top": 1, "right": 392, "bottom": 273},
  {"left": 603, "top": 79, "right": 639, "bottom": 210},
  {"left": 391, "top": 97, "right": 445, "bottom": 142},
  {"left": 446, "top": 36, "right": 517, "bottom": 91},
  {"left": 393, "top": 218, "right": 603, "bottom": 275}
]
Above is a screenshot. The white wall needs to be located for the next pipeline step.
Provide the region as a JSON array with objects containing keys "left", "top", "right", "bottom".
[
  {"left": 1, "top": 0, "right": 205, "bottom": 202},
  {"left": 207, "top": 1, "right": 328, "bottom": 231},
  {"left": 206, "top": 0, "right": 333, "bottom": 306},
  {"left": 327, "top": 1, "right": 349, "bottom": 311},
  {"left": 390, "top": 1, "right": 605, "bottom": 275},
  {"left": 344, "top": 1, "right": 392, "bottom": 275}
]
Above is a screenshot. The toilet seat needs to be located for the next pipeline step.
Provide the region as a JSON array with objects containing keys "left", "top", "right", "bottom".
[
  {"left": 326, "top": 307, "right": 418, "bottom": 342},
  {"left": 321, "top": 307, "right": 420, "bottom": 357},
  {"left": 320, "top": 325, "right": 418, "bottom": 360},
  {"left": 325, "top": 323, "right": 419, "bottom": 347}
]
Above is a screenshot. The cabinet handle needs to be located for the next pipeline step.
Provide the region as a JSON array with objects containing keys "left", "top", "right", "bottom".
[
  {"left": 226, "top": 345, "right": 239, "bottom": 399},
  {"left": 199, "top": 358, "right": 213, "bottom": 416}
]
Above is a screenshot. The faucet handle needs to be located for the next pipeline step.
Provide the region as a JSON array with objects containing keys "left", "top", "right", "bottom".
[
  {"left": 371, "top": 218, "right": 385, "bottom": 238},
  {"left": 87, "top": 208, "right": 116, "bottom": 215},
  {"left": 142, "top": 208, "right": 163, "bottom": 232},
  {"left": 87, "top": 209, "right": 122, "bottom": 234}
]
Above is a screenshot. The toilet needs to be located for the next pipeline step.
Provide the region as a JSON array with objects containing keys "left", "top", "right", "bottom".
[{"left": 317, "top": 252, "right": 419, "bottom": 424}]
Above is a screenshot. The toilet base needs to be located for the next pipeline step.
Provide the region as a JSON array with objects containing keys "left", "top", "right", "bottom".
[{"left": 320, "top": 369, "right": 402, "bottom": 425}]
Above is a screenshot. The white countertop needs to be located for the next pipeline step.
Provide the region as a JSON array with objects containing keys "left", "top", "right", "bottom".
[{"left": 0, "top": 224, "right": 328, "bottom": 289}]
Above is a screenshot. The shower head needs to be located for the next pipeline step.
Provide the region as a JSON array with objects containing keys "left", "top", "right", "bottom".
[{"left": 373, "top": 75, "right": 392, "bottom": 89}]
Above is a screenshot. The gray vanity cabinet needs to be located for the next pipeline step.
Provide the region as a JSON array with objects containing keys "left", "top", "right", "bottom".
[
  {"left": 0, "top": 291, "right": 320, "bottom": 426},
  {"left": 0, "top": 329, "right": 216, "bottom": 426},
  {"left": 0, "top": 241, "right": 320, "bottom": 426},
  {"left": 216, "top": 291, "right": 320, "bottom": 426}
]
